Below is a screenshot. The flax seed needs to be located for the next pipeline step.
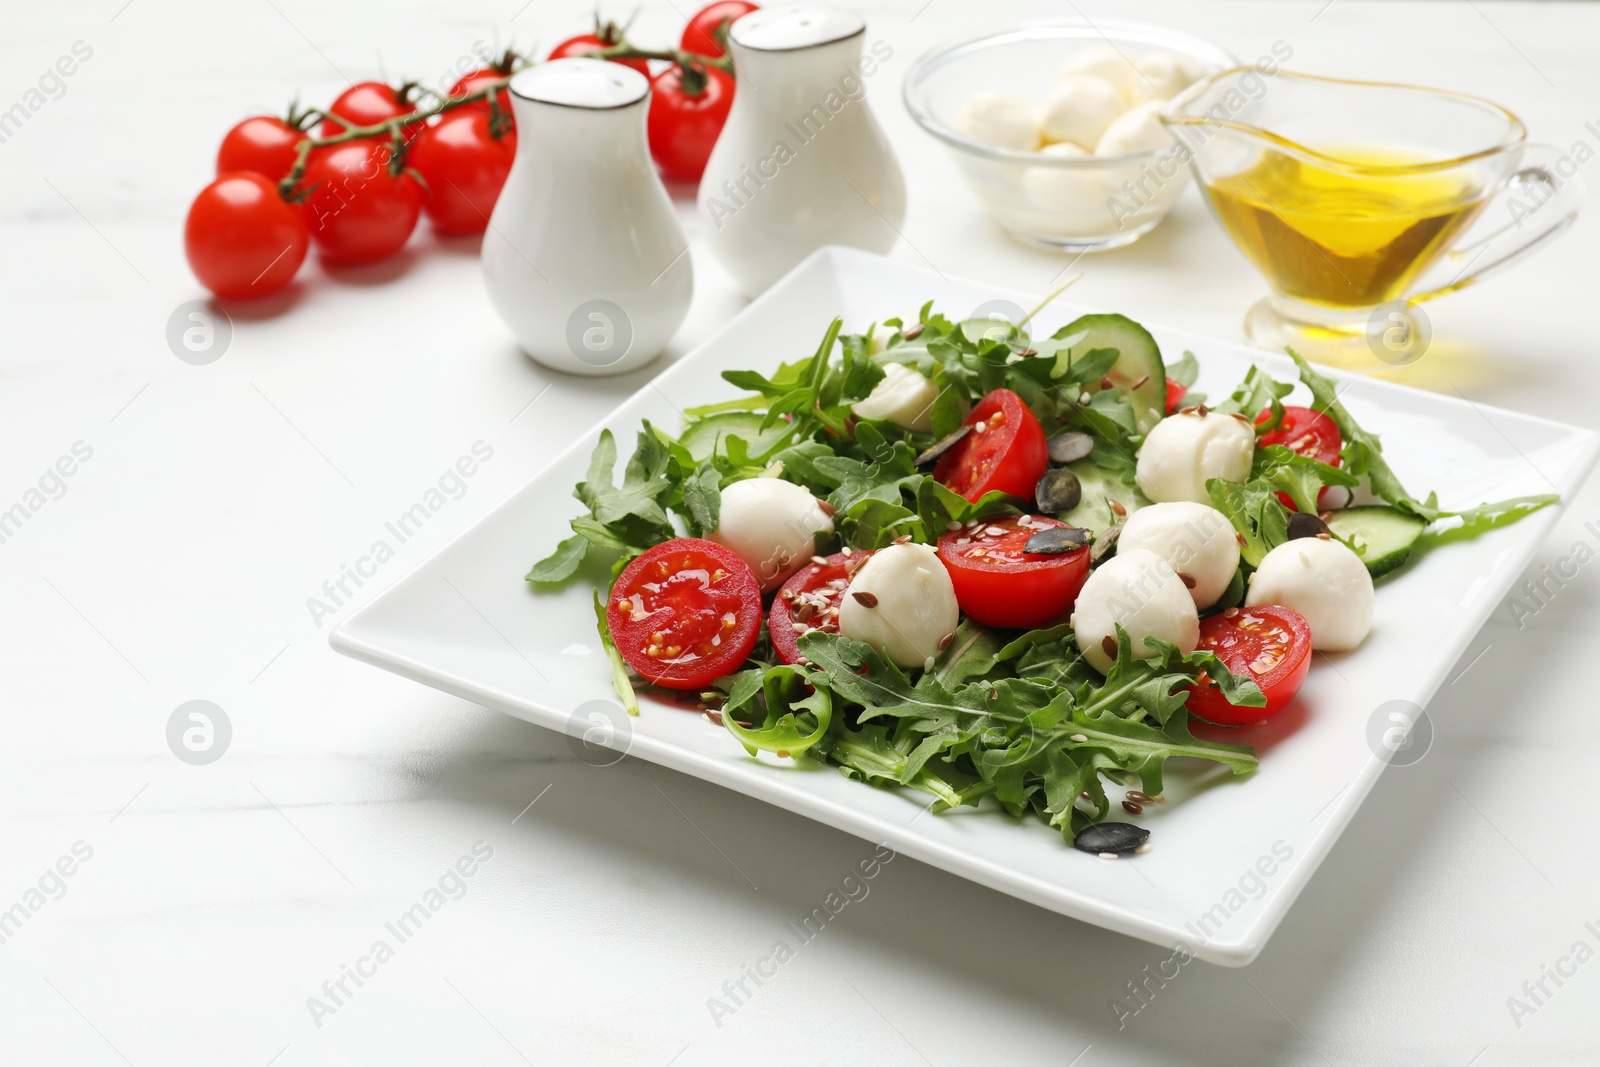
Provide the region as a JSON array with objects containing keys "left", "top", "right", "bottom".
[
  {"left": 1177, "top": 571, "right": 1197, "bottom": 589},
  {"left": 851, "top": 590, "right": 879, "bottom": 608},
  {"left": 1122, "top": 800, "right": 1144, "bottom": 815},
  {"left": 938, "top": 632, "right": 954, "bottom": 651},
  {"left": 1101, "top": 635, "right": 1117, "bottom": 659}
]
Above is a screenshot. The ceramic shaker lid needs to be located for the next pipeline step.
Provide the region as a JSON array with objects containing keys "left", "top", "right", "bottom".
[
  {"left": 509, "top": 58, "right": 649, "bottom": 109},
  {"left": 730, "top": 4, "right": 865, "bottom": 51}
]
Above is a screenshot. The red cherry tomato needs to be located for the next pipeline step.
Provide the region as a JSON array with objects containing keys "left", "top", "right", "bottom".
[
  {"left": 933, "top": 388, "right": 1049, "bottom": 503},
  {"left": 1256, "top": 404, "right": 1344, "bottom": 511},
  {"left": 647, "top": 64, "right": 735, "bottom": 183},
  {"left": 548, "top": 35, "right": 651, "bottom": 78},
  {"left": 448, "top": 69, "right": 513, "bottom": 121},
  {"left": 768, "top": 550, "right": 870, "bottom": 664},
  {"left": 319, "top": 81, "right": 421, "bottom": 141},
  {"left": 408, "top": 111, "right": 515, "bottom": 236},
  {"left": 936, "top": 515, "right": 1089, "bottom": 629},
  {"left": 607, "top": 538, "right": 762, "bottom": 689},
  {"left": 681, "top": 1, "right": 760, "bottom": 58},
  {"left": 1186, "top": 605, "right": 1312, "bottom": 726},
  {"left": 296, "top": 139, "right": 421, "bottom": 264},
  {"left": 184, "top": 172, "right": 309, "bottom": 299},
  {"left": 216, "top": 116, "right": 306, "bottom": 181},
  {"left": 1165, "top": 376, "right": 1187, "bottom": 415}
]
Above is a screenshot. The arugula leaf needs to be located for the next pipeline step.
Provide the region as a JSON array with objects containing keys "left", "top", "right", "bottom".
[
  {"left": 1288, "top": 350, "right": 1559, "bottom": 525},
  {"left": 680, "top": 462, "right": 721, "bottom": 537},
  {"left": 1252, "top": 444, "right": 1359, "bottom": 516},
  {"left": 593, "top": 590, "right": 637, "bottom": 716},
  {"left": 722, "top": 664, "right": 832, "bottom": 757},
  {"left": 1213, "top": 364, "right": 1294, "bottom": 418},
  {"left": 526, "top": 535, "right": 588, "bottom": 584},
  {"left": 1208, "top": 477, "right": 1288, "bottom": 567},
  {"left": 1167, "top": 350, "right": 1200, "bottom": 388}
]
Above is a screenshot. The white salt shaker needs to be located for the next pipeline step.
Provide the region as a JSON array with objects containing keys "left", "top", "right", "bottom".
[
  {"left": 484, "top": 59, "right": 693, "bottom": 376},
  {"left": 697, "top": 4, "right": 906, "bottom": 297}
]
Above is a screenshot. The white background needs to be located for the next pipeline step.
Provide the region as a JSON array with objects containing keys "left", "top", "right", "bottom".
[{"left": 3, "top": 1, "right": 1598, "bottom": 1064}]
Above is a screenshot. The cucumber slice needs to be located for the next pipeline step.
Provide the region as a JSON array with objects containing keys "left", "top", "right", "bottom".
[
  {"left": 679, "top": 412, "right": 791, "bottom": 462},
  {"left": 1054, "top": 460, "right": 1151, "bottom": 536},
  {"left": 1324, "top": 506, "right": 1427, "bottom": 578},
  {"left": 1059, "top": 313, "right": 1166, "bottom": 434}
]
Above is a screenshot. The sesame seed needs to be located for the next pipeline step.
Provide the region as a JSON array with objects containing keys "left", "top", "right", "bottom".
[
  {"left": 1134, "top": 841, "right": 1153, "bottom": 855},
  {"left": 974, "top": 421, "right": 987, "bottom": 433},
  {"left": 811, "top": 555, "right": 828, "bottom": 565},
  {"left": 923, "top": 656, "right": 935, "bottom": 672},
  {"left": 1098, "top": 852, "right": 1119, "bottom": 861},
  {"left": 791, "top": 622, "right": 809, "bottom": 633},
  {"left": 946, "top": 520, "right": 962, "bottom": 531},
  {"left": 841, "top": 546, "right": 853, "bottom": 556},
  {"left": 1070, "top": 733, "right": 1088, "bottom": 743}
]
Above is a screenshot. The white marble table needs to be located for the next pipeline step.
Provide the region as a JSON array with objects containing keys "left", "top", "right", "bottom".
[{"left": 3, "top": 1, "right": 1598, "bottom": 1064}]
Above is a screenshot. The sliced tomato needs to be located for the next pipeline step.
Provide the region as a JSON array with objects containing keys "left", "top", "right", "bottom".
[
  {"left": 768, "top": 550, "right": 869, "bottom": 664},
  {"left": 1256, "top": 404, "right": 1343, "bottom": 512},
  {"left": 936, "top": 515, "right": 1089, "bottom": 629},
  {"left": 607, "top": 538, "right": 761, "bottom": 689},
  {"left": 1186, "top": 605, "right": 1312, "bottom": 726},
  {"left": 1165, "top": 376, "right": 1187, "bottom": 415},
  {"left": 932, "top": 388, "right": 1048, "bottom": 503}
]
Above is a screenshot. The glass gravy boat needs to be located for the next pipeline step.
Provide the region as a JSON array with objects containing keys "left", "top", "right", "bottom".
[{"left": 1162, "top": 69, "right": 1582, "bottom": 367}]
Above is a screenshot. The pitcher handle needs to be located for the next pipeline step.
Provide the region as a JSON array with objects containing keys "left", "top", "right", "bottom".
[{"left": 1409, "top": 143, "right": 1583, "bottom": 304}]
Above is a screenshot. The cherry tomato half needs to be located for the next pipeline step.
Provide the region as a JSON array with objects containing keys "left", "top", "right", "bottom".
[
  {"left": 296, "top": 139, "right": 421, "bottom": 264},
  {"left": 681, "top": 1, "right": 760, "bottom": 58},
  {"left": 216, "top": 116, "right": 306, "bottom": 181},
  {"left": 448, "top": 69, "right": 513, "bottom": 121},
  {"left": 1164, "top": 376, "right": 1187, "bottom": 415},
  {"left": 607, "top": 538, "right": 762, "bottom": 689},
  {"left": 936, "top": 515, "right": 1089, "bottom": 629},
  {"left": 319, "top": 81, "right": 421, "bottom": 141},
  {"left": 1256, "top": 404, "right": 1344, "bottom": 511},
  {"left": 768, "top": 550, "right": 870, "bottom": 664},
  {"left": 933, "top": 388, "right": 1049, "bottom": 503},
  {"left": 548, "top": 35, "right": 651, "bottom": 78},
  {"left": 409, "top": 111, "right": 515, "bottom": 235},
  {"left": 184, "top": 172, "right": 309, "bottom": 299},
  {"left": 647, "top": 64, "right": 735, "bottom": 183},
  {"left": 1186, "top": 605, "right": 1312, "bottom": 726}
]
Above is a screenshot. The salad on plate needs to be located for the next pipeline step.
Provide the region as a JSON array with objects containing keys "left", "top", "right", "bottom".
[{"left": 527, "top": 298, "right": 1554, "bottom": 855}]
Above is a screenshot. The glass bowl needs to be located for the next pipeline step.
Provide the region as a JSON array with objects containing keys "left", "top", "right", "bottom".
[{"left": 903, "top": 21, "right": 1236, "bottom": 252}]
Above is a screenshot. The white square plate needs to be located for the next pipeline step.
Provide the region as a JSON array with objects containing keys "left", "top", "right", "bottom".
[{"left": 331, "top": 247, "right": 1598, "bottom": 965}]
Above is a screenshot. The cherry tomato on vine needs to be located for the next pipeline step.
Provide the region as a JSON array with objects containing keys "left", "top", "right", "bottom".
[
  {"left": 318, "top": 81, "right": 422, "bottom": 141},
  {"left": 409, "top": 111, "right": 515, "bottom": 236},
  {"left": 1255, "top": 404, "right": 1344, "bottom": 511},
  {"left": 607, "top": 538, "right": 763, "bottom": 688},
  {"left": 936, "top": 515, "right": 1090, "bottom": 629},
  {"left": 1185, "top": 605, "right": 1312, "bottom": 726},
  {"left": 932, "top": 388, "right": 1049, "bottom": 503},
  {"left": 768, "top": 550, "right": 868, "bottom": 665},
  {"left": 184, "top": 172, "right": 308, "bottom": 299},
  {"left": 647, "top": 64, "right": 735, "bottom": 183},
  {"left": 448, "top": 69, "right": 513, "bottom": 122},
  {"left": 549, "top": 35, "right": 650, "bottom": 78},
  {"left": 296, "top": 139, "right": 421, "bottom": 264},
  {"left": 681, "top": 1, "right": 760, "bottom": 58},
  {"left": 216, "top": 116, "right": 307, "bottom": 181}
]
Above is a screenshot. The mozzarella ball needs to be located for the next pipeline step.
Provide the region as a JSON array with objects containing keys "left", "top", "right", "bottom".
[
  {"left": 1058, "top": 44, "right": 1138, "bottom": 100},
  {"left": 1040, "top": 74, "right": 1124, "bottom": 150},
  {"left": 952, "top": 91, "right": 1042, "bottom": 152},
  {"left": 1246, "top": 537, "right": 1375, "bottom": 651},
  {"left": 1022, "top": 141, "right": 1107, "bottom": 210},
  {"left": 839, "top": 543, "right": 960, "bottom": 669},
  {"left": 1118, "top": 501, "right": 1240, "bottom": 610},
  {"left": 1136, "top": 410, "right": 1256, "bottom": 505},
  {"left": 1127, "top": 51, "right": 1203, "bottom": 104},
  {"left": 708, "top": 478, "right": 833, "bottom": 591},
  {"left": 1071, "top": 548, "right": 1199, "bottom": 674},
  {"left": 1095, "top": 101, "right": 1174, "bottom": 157},
  {"left": 852, "top": 362, "right": 939, "bottom": 432}
]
